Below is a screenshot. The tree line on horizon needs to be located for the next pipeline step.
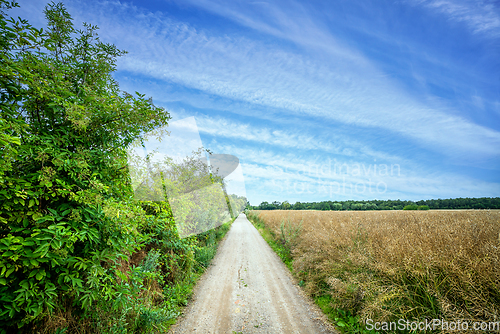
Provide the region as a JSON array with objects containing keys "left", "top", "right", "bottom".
[{"left": 250, "top": 197, "right": 500, "bottom": 211}]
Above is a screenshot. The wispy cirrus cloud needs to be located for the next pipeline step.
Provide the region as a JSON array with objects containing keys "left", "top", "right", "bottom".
[
  {"left": 170, "top": 110, "right": 349, "bottom": 155},
  {"left": 166, "top": 108, "right": 416, "bottom": 167},
  {"left": 67, "top": 0, "right": 500, "bottom": 162},
  {"left": 212, "top": 142, "right": 500, "bottom": 203},
  {"left": 173, "top": 0, "right": 367, "bottom": 62},
  {"left": 409, "top": 0, "right": 500, "bottom": 37}
]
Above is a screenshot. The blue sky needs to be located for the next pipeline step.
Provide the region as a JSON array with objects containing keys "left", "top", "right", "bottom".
[{"left": 17, "top": 0, "right": 500, "bottom": 205}]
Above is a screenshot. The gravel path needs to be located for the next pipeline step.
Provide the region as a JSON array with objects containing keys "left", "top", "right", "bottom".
[{"left": 169, "top": 213, "right": 335, "bottom": 334}]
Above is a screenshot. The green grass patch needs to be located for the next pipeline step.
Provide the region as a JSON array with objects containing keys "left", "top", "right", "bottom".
[
  {"left": 195, "top": 219, "right": 234, "bottom": 269},
  {"left": 315, "top": 295, "right": 374, "bottom": 334}
]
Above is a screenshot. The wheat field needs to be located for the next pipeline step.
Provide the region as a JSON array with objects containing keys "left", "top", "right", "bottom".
[{"left": 253, "top": 210, "right": 500, "bottom": 326}]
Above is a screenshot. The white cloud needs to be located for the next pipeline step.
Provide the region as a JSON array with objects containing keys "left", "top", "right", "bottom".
[
  {"left": 237, "top": 152, "right": 500, "bottom": 203},
  {"left": 410, "top": 0, "right": 500, "bottom": 37},
  {"left": 177, "top": 0, "right": 369, "bottom": 63},
  {"left": 66, "top": 0, "right": 500, "bottom": 161},
  {"left": 166, "top": 108, "right": 415, "bottom": 166},
  {"left": 173, "top": 111, "right": 343, "bottom": 154}
]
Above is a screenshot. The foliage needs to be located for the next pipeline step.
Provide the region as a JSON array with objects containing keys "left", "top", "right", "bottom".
[
  {"left": 0, "top": 2, "right": 232, "bottom": 332},
  {"left": 0, "top": 0, "right": 163, "bottom": 327},
  {"left": 129, "top": 146, "right": 244, "bottom": 237}
]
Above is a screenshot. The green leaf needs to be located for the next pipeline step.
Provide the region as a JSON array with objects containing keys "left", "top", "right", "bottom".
[
  {"left": 5, "top": 267, "right": 15, "bottom": 278},
  {"left": 35, "top": 271, "right": 45, "bottom": 280}
]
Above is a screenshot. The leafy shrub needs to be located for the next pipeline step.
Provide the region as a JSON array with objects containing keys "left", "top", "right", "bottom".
[{"left": 0, "top": 2, "right": 228, "bottom": 332}]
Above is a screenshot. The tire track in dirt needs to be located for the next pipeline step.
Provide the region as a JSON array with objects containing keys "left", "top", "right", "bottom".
[{"left": 169, "top": 213, "right": 335, "bottom": 334}]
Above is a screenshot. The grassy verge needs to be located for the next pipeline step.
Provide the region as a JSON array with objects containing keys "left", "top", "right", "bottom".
[
  {"left": 120, "top": 217, "right": 237, "bottom": 333},
  {"left": 135, "top": 217, "right": 237, "bottom": 333},
  {"left": 143, "top": 217, "right": 237, "bottom": 332},
  {"left": 171, "top": 217, "right": 236, "bottom": 314},
  {"left": 124, "top": 206, "right": 237, "bottom": 334},
  {"left": 194, "top": 218, "right": 235, "bottom": 270}
]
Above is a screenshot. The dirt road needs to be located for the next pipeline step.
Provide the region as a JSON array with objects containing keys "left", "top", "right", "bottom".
[{"left": 169, "top": 213, "right": 334, "bottom": 334}]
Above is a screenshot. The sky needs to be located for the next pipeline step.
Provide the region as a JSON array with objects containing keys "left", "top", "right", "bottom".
[{"left": 15, "top": 0, "right": 500, "bottom": 205}]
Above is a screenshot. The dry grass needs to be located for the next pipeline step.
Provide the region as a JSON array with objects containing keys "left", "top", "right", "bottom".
[{"left": 254, "top": 210, "right": 500, "bottom": 325}]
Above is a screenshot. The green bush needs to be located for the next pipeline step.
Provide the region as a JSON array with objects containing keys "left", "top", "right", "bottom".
[{"left": 0, "top": 2, "right": 230, "bottom": 332}]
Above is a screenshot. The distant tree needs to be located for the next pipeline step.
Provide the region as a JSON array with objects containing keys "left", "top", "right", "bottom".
[
  {"left": 351, "top": 203, "right": 363, "bottom": 210},
  {"left": 319, "top": 202, "right": 331, "bottom": 210},
  {"left": 331, "top": 203, "right": 342, "bottom": 210},
  {"left": 293, "top": 202, "right": 305, "bottom": 210},
  {"left": 259, "top": 201, "right": 270, "bottom": 210}
]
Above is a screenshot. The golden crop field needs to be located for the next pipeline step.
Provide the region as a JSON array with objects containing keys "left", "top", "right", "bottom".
[{"left": 252, "top": 210, "right": 500, "bottom": 326}]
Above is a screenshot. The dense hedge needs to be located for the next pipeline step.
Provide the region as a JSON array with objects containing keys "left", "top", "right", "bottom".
[{"left": 0, "top": 2, "right": 228, "bottom": 332}]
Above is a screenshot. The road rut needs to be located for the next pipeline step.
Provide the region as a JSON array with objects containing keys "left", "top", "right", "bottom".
[{"left": 169, "top": 213, "right": 335, "bottom": 334}]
